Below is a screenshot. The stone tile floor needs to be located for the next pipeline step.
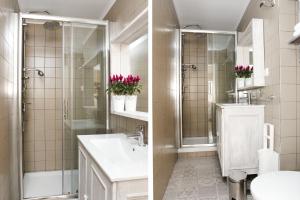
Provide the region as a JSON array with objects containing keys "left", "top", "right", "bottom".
[{"left": 163, "top": 156, "right": 253, "bottom": 200}]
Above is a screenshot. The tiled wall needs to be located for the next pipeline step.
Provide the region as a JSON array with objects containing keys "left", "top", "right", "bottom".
[
  {"left": 152, "top": 0, "right": 179, "bottom": 199},
  {"left": 23, "top": 24, "right": 63, "bottom": 172},
  {"left": 110, "top": 115, "right": 148, "bottom": 142},
  {"left": 238, "top": 0, "right": 300, "bottom": 170},
  {"left": 0, "top": 0, "right": 20, "bottom": 199},
  {"left": 182, "top": 33, "right": 208, "bottom": 138},
  {"left": 278, "top": 0, "right": 299, "bottom": 171}
]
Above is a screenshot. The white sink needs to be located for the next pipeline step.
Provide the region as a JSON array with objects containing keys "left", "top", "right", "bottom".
[
  {"left": 78, "top": 134, "right": 147, "bottom": 181},
  {"left": 216, "top": 103, "right": 265, "bottom": 108},
  {"left": 218, "top": 103, "right": 248, "bottom": 106}
]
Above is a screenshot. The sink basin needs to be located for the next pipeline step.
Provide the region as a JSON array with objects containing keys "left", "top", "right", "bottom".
[
  {"left": 78, "top": 134, "right": 147, "bottom": 181},
  {"left": 216, "top": 103, "right": 265, "bottom": 108},
  {"left": 218, "top": 103, "right": 249, "bottom": 106}
]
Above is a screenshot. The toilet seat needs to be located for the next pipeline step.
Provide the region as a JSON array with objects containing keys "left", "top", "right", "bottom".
[{"left": 251, "top": 171, "right": 300, "bottom": 200}]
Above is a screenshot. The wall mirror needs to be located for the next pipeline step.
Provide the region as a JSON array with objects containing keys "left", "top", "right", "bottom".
[{"left": 237, "top": 18, "right": 265, "bottom": 89}]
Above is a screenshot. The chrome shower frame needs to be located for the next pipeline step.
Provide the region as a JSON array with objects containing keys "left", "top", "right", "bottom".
[
  {"left": 18, "top": 13, "right": 110, "bottom": 200},
  {"left": 178, "top": 29, "right": 237, "bottom": 149}
]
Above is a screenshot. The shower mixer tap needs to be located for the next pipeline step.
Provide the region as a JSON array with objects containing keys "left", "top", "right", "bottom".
[{"left": 23, "top": 68, "right": 45, "bottom": 77}]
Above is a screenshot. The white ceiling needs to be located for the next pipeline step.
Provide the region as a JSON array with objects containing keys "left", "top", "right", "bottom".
[
  {"left": 173, "top": 0, "right": 251, "bottom": 31},
  {"left": 18, "top": 0, "right": 116, "bottom": 19}
]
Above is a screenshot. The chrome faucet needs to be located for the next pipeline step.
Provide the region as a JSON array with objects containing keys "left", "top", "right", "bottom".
[
  {"left": 23, "top": 68, "right": 45, "bottom": 77},
  {"left": 245, "top": 91, "right": 252, "bottom": 104},
  {"left": 127, "top": 125, "right": 145, "bottom": 146}
]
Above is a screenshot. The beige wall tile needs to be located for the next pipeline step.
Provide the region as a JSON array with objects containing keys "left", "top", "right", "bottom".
[
  {"left": 280, "top": 49, "right": 297, "bottom": 66},
  {"left": 279, "top": 14, "right": 296, "bottom": 31},
  {"left": 281, "top": 119, "right": 297, "bottom": 137},
  {"left": 281, "top": 67, "right": 296, "bottom": 84},
  {"left": 281, "top": 84, "right": 297, "bottom": 101},
  {"left": 281, "top": 102, "right": 297, "bottom": 119},
  {"left": 280, "top": 154, "right": 297, "bottom": 170},
  {"left": 281, "top": 137, "right": 297, "bottom": 154},
  {"left": 35, "top": 161, "right": 46, "bottom": 171},
  {"left": 297, "top": 154, "right": 300, "bottom": 170},
  {"left": 35, "top": 57, "right": 45, "bottom": 68},
  {"left": 24, "top": 162, "right": 35, "bottom": 172}
]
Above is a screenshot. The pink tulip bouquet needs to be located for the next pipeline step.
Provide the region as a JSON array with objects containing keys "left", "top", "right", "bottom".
[
  {"left": 234, "top": 65, "right": 254, "bottom": 78},
  {"left": 107, "top": 74, "right": 126, "bottom": 95},
  {"left": 123, "top": 75, "right": 142, "bottom": 95},
  {"left": 107, "top": 74, "right": 142, "bottom": 95}
]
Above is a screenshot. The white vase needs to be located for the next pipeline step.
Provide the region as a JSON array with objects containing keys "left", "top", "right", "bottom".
[
  {"left": 111, "top": 95, "right": 125, "bottom": 112},
  {"left": 245, "top": 77, "right": 253, "bottom": 87},
  {"left": 125, "top": 95, "right": 137, "bottom": 112},
  {"left": 236, "top": 78, "right": 245, "bottom": 89}
]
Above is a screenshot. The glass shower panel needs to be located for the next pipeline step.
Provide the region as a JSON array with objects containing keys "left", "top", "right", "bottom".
[
  {"left": 181, "top": 32, "right": 209, "bottom": 146},
  {"left": 62, "top": 22, "right": 73, "bottom": 194},
  {"left": 62, "top": 23, "right": 107, "bottom": 195},
  {"left": 207, "top": 33, "right": 236, "bottom": 143},
  {"left": 207, "top": 33, "right": 235, "bottom": 105},
  {"left": 181, "top": 32, "right": 235, "bottom": 146}
]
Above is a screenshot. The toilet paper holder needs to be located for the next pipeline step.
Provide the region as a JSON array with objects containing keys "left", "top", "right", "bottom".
[
  {"left": 263, "top": 123, "right": 274, "bottom": 150},
  {"left": 258, "top": 123, "right": 279, "bottom": 175}
]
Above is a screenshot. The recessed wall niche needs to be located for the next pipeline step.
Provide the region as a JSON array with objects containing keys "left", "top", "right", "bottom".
[{"left": 109, "top": 7, "right": 148, "bottom": 119}]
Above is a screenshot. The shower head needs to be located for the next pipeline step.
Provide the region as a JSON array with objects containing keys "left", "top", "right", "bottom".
[
  {"left": 28, "top": 10, "right": 50, "bottom": 15},
  {"left": 43, "top": 21, "right": 61, "bottom": 31},
  {"left": 27, "top": 10, "right": 61, "bottom": 31},
  {"left": 183, "top": 24, "right": 202, "bottom": 29}
]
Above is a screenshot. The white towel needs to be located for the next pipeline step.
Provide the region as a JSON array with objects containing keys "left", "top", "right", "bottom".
[
  {"left": 293, "top": 30, "right": 300, "bottom": 38},
  {"left": 292, "top": 22, "right": 300, "bottom": 39},
  {"left": 294, "top": 22, "right": 300, "bottom": 31}
]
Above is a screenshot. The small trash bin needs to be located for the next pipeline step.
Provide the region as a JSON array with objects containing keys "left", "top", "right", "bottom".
[{"left": 228, "top": 170, "right": 247, "bottom": 200}]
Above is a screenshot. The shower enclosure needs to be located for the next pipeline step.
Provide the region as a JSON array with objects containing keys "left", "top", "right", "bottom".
[
  {"left": 179, "top": 29, "right": 236, "bottom": 147},
  {"left": 19, "top": 13, "right": 108, "bottom": 199}
]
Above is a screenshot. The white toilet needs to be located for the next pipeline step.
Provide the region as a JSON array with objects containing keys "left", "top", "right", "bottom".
[
  {"left": 251, "top": 171, "right": 300, "bottom": 200},
  {"left": 250, "top": 124, "right": 300, "bottom": 200}
]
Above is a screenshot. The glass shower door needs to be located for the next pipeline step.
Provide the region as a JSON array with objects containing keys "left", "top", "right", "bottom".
[
  {"left": 207, "top": 33, "right": 236, "bottom": 143},
  {"left": 62, "top": 22, "right": 108, "bottom": 195}
]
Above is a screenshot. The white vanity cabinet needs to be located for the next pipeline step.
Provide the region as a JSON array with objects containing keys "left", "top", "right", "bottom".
[
  {"left": 78, "top": 143, "right": 148, "bottom": 200},
  {"left": 216, "top": 104, "right": 264, "bottom": 177}
]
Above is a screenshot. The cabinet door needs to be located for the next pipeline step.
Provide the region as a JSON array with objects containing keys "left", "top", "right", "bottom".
[
  {"left": 216, "top": 107, "right": 223, "bottom": 168},
  {"left": 79, "top": 147, "right": 88, "bottom": 200},
  {"left": 90, "top": 164, "right": 111, "bottom": 200},
  {"left": 225, "top": 109, "right": 263, "bottom": 172},
  {"left": 126, "top": 194, "right": 148, "bottom": 200},
  {"left": 116, "top": 179, "right": 148, "bottom": 200}
]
